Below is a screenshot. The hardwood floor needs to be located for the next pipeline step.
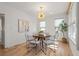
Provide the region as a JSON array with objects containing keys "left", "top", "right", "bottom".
[{"left": 0, "top": 41, "right": 72, "bottom": 56}]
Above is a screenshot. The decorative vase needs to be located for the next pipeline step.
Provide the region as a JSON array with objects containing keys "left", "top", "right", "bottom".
[{"left": 61, "top": 37, "right": 68, "bottom": 43}]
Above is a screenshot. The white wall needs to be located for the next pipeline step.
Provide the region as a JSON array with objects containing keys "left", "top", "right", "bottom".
[{"left": 0, "top": 3, "right": 37, "bottom": 48}]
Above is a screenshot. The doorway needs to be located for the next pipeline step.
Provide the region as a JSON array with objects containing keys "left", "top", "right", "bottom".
[{"left": 0, "top": 14, "right": 5, "bottom": 48}]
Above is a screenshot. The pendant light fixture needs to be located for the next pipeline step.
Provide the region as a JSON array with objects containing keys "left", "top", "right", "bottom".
[{"left": 38, "top": 6, "right": 45, "bottom": 20}]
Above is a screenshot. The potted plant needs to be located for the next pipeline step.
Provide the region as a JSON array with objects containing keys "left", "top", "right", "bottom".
[{"left": 59, "top": 20, "right": 68, "bottom": 43}]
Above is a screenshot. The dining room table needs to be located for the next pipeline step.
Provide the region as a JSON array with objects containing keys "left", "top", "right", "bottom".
[{"left": 33, "top": 33, "right": 51, "bottom": 55}]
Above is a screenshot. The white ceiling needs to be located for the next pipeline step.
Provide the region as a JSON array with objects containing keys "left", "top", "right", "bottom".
[{"left": 3, "top": 2, "right": 68, "bottom": 17}]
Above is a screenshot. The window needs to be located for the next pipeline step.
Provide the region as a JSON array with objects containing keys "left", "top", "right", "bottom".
[
  {"left": 68, "top": 19, "right": 76, "bottom": 44},
  {"left": 67, "top": 3, "right": 77, "bottom": 45},
  {"left": 55, "top": 19, "right": 64, "bottom": 31},
  {"left": 54, "top": 19, "right": 64, "bottom": 39},
  {"left": 55, "top": 19, "right": 64, "bottom": 27},
  {"left": 40, "top": 21, "right": 46, "bottom": 31},
  {"left": 69, "top": 23, "right": 76, "bottom": 43}
]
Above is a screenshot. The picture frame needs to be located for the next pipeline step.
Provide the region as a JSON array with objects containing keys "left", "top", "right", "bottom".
[{"left": 18, "top": 19, "right": 29, "bottom": 33}]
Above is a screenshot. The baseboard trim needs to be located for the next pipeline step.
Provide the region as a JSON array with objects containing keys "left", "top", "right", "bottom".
[{"left": 5, "top": 42, "right": 26, "bottom": 49}]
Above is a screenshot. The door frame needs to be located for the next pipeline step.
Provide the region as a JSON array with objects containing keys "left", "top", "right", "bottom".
[{"left": 0, "top": 14, "right": 5, "bottom": 48}]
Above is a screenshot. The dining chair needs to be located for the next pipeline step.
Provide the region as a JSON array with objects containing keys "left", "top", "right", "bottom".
[
  {"left": 43, "top": 34, "right": 59, "bottom": 55},
  {"left": 25, "top": 34, "right": 41, "bottom": 55},
  {"left": 26, "top": 34, "right": 40, "bottom": 47}
]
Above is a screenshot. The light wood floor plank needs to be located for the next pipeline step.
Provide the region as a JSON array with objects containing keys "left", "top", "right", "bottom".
[{"left": 0, "top": 41, "right": 72, "bottom": 56}]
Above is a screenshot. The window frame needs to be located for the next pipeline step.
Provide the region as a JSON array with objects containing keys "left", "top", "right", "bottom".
[{"left": 39, "top": 21, "right": 46, "bottom": 31}]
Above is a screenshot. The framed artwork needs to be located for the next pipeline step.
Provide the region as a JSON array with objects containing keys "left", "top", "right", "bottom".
[
  {"left": 18, "top": 19, "right": 25, "bottom": 32},
  {"left": 18, "top": 19, "right": 29, "bottom": 33}
]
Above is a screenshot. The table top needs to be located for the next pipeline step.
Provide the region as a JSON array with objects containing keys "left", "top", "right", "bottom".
[{"left": 33, "top": 34, "right": 51, "bottom": 40}]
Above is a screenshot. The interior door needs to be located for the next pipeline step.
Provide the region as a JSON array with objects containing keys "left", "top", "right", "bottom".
[
  {"left": 0, "top": 14, "right": 5, "bottom": 48},
  {"left": 0, "top": 18, "right": 2, "bottom": 44}
]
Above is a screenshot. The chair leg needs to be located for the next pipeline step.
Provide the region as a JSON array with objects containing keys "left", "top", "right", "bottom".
[
  {"left": 26, "top": 42, "right": 29, "bottom": 49},
  {"left": 44, "top": 43, "right": 48, "bottom": 55},
  {"left": 45, "top": 44, "right": 47, "bottom": 51},
  {"left": 34, "top": 44, "right": 38, "bottom": 55},
  {"left": 53, "top": 44, "right": 56, "bottom": 56}
]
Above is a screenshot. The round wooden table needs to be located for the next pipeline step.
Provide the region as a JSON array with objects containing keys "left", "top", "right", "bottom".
[{"left": 33, "top": 34, "right": 51, "bottom": 55}]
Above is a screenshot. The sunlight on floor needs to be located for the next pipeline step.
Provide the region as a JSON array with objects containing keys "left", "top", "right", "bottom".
[{"left": 47, "top": 41, "right": 59, "bottom": 50}]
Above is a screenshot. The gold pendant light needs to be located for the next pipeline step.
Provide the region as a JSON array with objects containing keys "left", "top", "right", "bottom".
[
  {"left": 38, "top": 11, "right": 45, "bottom": 19},
  {"left": 38, "top": 6, "right": 45, "bottom": 20}
]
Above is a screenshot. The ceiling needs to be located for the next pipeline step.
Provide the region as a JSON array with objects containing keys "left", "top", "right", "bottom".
[{"left": 3, "top": 2, "right": 68, "bottom": 17}]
